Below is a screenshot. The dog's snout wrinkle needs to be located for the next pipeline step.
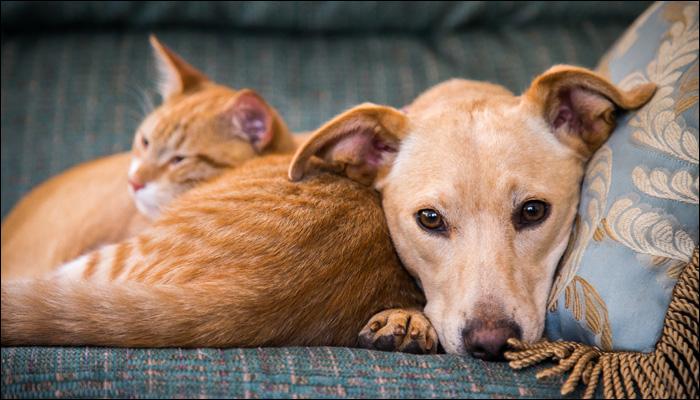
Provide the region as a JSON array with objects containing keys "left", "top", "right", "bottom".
[{"left": 462, "top": 318, "right": 521, "bottom": 361}]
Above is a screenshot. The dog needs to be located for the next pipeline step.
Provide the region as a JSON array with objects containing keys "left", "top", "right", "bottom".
[{"left": 291, "top": 65, "right": 655, "bottom": 358}]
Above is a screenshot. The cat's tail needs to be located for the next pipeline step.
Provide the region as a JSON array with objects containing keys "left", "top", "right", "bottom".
[{"left": 1, "top": 279, "right": 239, "bottom": 347}]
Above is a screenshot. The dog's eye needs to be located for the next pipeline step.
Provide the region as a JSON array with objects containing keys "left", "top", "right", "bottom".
[
  {"left": 522, "top": 201, "right": 547, "bottom": 221},
  {"left": 416, "top": 209, "right": 446, "bottom": 233},
  {"left": 514, "top": 200, "right": 549, "bottom": 230},
  {"left": 142, "top": 136, "right": 149, "bottom": 149}
]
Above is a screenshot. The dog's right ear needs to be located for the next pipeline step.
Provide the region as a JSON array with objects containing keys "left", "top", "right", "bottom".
[
  {"left": 150, "top": 35, "right": 210, "bottom": 101},
  {"left": 288, "top": 103, "right": 409, "bottom": 187},
  {"left": 523, "top": 65, "right": 655, "bottom": 159}
]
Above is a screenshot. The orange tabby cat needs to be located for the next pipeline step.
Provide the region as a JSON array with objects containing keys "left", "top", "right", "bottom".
[
  {"left": 1, "top": 153, "right": 428, "bottom": 349},
  {"left": 1, "top": 36, "right": 297, "bottom": 280}
]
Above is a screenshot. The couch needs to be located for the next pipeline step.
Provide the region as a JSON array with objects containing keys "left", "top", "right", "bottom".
[{"left": 1, "top": 2, "right": 653, "bottom": 398}]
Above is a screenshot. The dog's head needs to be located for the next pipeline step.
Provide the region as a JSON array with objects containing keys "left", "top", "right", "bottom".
[{"left": 290, "top": 66, "right": 655, "bottom": 358}]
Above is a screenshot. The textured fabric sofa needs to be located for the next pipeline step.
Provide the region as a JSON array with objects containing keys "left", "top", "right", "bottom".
[{"left": 1, "top": 2, "right": 652, "bottom": 398}]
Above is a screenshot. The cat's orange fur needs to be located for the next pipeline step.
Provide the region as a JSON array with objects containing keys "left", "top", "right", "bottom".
[
  {"left": 1, "top": 36, "right": 297, "bottom": 280},
  {"left": 1, "top": 153, "right": 149, "bottom": 279},
  {"left": 1, "top": 155, "right": 426, "bottom": 348}
]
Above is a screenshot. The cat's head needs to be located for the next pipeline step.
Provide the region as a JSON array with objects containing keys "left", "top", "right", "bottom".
[{"left": 128, "top": 36, "right": 295, "bottom": 219}]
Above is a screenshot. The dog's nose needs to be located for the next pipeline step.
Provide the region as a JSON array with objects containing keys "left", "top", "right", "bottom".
[
  {"left": 129, "top": 178, "right": 145, "bottom": 192},
  {"left": 463, "top": 319, "right": 521, "bottom": 360}
]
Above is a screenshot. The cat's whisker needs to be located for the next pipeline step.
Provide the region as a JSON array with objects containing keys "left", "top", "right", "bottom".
[{"left": 122, "top": 83, "right": 157, "bottom": 122}]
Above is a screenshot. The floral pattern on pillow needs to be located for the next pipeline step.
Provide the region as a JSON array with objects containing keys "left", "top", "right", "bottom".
[{"left": 546, "top": 1, "right": 698, "bottom": 352}]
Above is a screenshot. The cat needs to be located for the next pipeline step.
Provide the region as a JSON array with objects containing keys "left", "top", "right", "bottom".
[
  {"left": 1, "top": 154, "right": 428, "bottom": 350},
  {"left": 1, "top": 36, "right": 298, "bottom": 280}
]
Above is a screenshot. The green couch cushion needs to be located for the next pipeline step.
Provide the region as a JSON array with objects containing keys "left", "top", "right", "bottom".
[
  {"left": 1, "top": 1, "right": 651, "bottom": 32},
  {"left": 1, "top": 347, "right": 582, "bottom": 398}
]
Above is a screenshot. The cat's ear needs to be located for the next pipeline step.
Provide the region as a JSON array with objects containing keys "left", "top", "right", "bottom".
[
  {"left": 289, "top": 103, "right": 408, "bottom": 187},
  {"left": 229, "top": 89, "right": 277, "bottom": 153},
  {"left": 150, "top": 35, "right": 209, "bottom": 101}
]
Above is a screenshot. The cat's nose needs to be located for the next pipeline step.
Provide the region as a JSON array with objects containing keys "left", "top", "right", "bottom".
[{"left": 129, "top": 178, "right": 145, "bottom": 192}]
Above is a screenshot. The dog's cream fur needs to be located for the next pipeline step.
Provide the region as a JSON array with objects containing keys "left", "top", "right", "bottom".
[{"left": 292, "top": 66, "right": 655, "bottom": 355}]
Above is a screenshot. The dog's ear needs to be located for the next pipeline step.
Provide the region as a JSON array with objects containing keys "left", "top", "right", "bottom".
[
  {"left": 150, "top": 34, "right": 209, "bottom": 101},
  {"left": 289, "top": 103, "right": 409, "bottom": 186},
  {"left": 524, "top": 65, "right": 656, "bottom": 158}
]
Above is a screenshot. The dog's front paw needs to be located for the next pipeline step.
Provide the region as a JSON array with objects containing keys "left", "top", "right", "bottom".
[{"left": 358, "top": 308, "right": 438, "bottom": 354}]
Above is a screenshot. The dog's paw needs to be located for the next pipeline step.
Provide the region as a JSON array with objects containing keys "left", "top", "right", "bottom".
[{"left": 358, "top": 308, "right": 438, "bottom": 354}]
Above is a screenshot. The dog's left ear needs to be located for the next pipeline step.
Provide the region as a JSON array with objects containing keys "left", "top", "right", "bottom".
[
  {"left": 289, "top": 103, "right": 409, "bottom": 187},
  {"left": 524, "top": 65, "right": 656, "bottom": 158}
]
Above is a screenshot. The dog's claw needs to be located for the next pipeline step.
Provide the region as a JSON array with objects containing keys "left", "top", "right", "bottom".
[
  {"left": 358, "top": 309, "right": 438, "bottom": 354},
  {"left": 410, "top": 328, "right": 420, "bottom": 339},
  {"left": 393, "top": 325, "right": 406, "bottom": 336}
]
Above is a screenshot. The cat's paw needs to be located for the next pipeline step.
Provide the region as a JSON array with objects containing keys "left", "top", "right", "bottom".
[{"left": 358, "top": 308, "right": 438, "bottom": 354}]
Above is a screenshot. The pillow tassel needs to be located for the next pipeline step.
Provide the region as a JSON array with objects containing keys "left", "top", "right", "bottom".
[{"left": 505, "top": 247, "right": 699, "bottom": 399}]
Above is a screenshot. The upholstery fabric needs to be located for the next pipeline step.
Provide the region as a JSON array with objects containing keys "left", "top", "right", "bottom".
[
  {"left": 1, "top": 1, "right": 650, "bottom": 32},
  {"left": 546, "top": 1, "right": 699, "bottom": 352},
  {"left": 1, "top": 347, "right": 582, "bottom": 399}
]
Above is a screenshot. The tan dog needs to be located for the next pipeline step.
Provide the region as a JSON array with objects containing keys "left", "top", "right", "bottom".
[{"left": 292, "top": 66, "right": 655, "bottom": 358}]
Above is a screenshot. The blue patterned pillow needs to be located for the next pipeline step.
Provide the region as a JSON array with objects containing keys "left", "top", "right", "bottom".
[{"left": 545, "top": 1, "right": 699, "bottom": 352}]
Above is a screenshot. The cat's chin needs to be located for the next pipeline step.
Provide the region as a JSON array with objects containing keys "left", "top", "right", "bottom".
[
  {"left": 130, "top": 185, "right": 166, "bottom": 220},
  {"left": 134, "top": 200, "right": 161, "bottom": 220}
]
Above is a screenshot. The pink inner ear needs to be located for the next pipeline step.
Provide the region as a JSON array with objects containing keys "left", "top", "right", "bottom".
[
  {"left": 553, "top": 88, "right": 585, "bottom": 134},
  {"left": 553, "top": 105, "right": 573, "bottom": 129},
  {"left": 327, "top": 129, "right": 396, "bottom": 168},
  {"left": 232, "top": 93, "right": 273, "bottom": 150},
  {"left": 240, "top": 108, "right": 267, "bottom": 137},
  {"left": 370, "top": 137, "right": 396, "bottom": 166},
  {"left": 552, "top": 86, "right": 615, "bottom": 136}
]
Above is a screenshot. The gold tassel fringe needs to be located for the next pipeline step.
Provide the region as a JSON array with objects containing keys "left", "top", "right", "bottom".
[{"left": 505, "top": 247, "right": 699, "bottom": 399}]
